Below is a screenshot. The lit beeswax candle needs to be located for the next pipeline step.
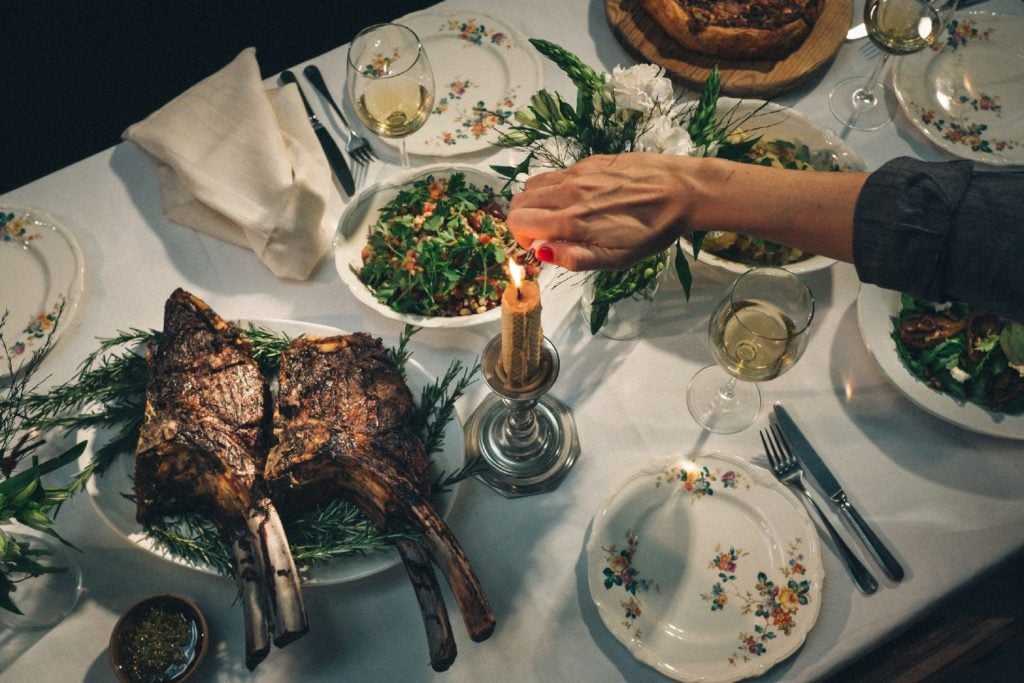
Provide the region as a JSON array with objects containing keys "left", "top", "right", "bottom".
[{"left": 499, "top": 260, "right": 543, "bottom": 388}]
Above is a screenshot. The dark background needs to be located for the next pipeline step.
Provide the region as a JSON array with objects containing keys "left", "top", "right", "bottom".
[{"left": 1, "top": 1, "right": 438, "bottom": 194}]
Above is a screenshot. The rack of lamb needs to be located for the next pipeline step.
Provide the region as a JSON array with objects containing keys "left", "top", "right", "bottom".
[{"left": 134, "top": 289, "right": 308, "bottom": 670}]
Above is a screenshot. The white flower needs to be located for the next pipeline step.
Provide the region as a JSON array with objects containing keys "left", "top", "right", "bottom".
[
  {"left": 635, "top": 114, "right": 695, "bottom": 156},
  {"left": 532, "top": 136, "right": 584, "bottom": 171},
  {"left": 605, "top": 64, "right": 674, "bottom": 114}
]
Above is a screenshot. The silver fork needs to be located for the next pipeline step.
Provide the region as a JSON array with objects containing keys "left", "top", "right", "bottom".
[
  {"left": 302, "top": 64, "right": 376, "bottom": 166},
  {"left": 761, "top": 424, "right": 879, "bottom": 594}
]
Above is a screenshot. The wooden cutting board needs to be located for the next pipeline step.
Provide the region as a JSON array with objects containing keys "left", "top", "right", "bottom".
[{"left": 605, "top": 0, "right": 853, "bottom": 97}]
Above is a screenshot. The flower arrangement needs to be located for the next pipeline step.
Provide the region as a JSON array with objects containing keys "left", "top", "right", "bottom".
[{"left": 493, "top": 40, "right": 761, "bottom": 333}]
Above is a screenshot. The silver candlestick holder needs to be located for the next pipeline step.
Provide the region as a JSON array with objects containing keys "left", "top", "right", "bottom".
[{"left": 464, "top": 334, "right": 580, "bottom": 497}]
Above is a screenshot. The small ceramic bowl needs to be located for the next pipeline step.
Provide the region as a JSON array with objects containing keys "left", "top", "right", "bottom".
[{"left": 109, "top": 594, "right": 208, "bottom": 683}]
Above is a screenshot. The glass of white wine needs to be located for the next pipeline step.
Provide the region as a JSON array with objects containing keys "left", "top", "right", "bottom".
[
  {"left": 347, "top": 23, "right": 435, "bottom": 167},
  {"left": 830, "top": 0, "right": 958, "bottom": 131},
  {"left": 686, "top": 268, "right": 814, "bottom": 434}
]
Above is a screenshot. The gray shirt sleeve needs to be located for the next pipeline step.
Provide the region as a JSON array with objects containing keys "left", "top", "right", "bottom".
[{"left": 853, "top": 156, "right": 1024, "bottom": 319}]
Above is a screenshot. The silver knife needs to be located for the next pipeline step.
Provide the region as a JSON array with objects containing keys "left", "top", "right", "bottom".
[
  {"left": 280, "top": 70, "right": 355, "bottom": 197},
  {"left": 773, "top": 404, "right": 905, "bottom": 582}
]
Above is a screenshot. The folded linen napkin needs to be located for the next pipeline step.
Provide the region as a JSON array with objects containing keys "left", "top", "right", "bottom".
[{"left": 123, "top": 47, "right": 341, "bottom": 280}]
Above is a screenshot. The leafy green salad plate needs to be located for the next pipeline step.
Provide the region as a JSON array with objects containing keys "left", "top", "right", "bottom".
[
  {"left": 857, "top": 284, "right": 1024, "bottom": 439},
  {"left": 334, "top": 163, "right": 543, "bottom": 328}
]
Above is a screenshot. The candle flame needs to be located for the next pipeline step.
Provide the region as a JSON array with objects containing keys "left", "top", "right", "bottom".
[{"left": 509, "top": 260, "right": 525, "bottom": 289}]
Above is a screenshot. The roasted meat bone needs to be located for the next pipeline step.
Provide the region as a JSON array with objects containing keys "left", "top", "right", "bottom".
[
  {"left": 134, "top": 289, "right": 308, "bottom": 669},
  {"left": 265, "top": 333, "right": 495, "bottom": 670}
]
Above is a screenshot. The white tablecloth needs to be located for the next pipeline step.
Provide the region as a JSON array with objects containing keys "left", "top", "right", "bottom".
[{"left": 2, "top": 1, "right": 1022, "bottom": 681}]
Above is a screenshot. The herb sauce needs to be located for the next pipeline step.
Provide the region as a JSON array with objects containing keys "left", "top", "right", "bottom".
[{"left": 115, "top": 600, "right": 202, "bottom": 682}]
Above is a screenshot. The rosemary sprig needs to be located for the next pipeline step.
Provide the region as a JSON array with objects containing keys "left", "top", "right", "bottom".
[
  {"left": 142, "top": 512, "right": 235, "bottom": 576},
  {"left": 241, "top": 324, "right": 292, "bottom": 376},
  {"left": 415, "top": 356, "right": 480, "bottom": 458},
  {"left": 387, "top": 325, "right": 416, "bottom": 382},
  {"left": 285, "top": 499, "right": 420, "bottom": 565},
  {"left": 433, "top": 456, "right": 489, "bottom": 496}
]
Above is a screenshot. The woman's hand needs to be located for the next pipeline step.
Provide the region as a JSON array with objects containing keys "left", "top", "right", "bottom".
[{"left": 509, "top": 153, "right": 703, "bottom": 270}]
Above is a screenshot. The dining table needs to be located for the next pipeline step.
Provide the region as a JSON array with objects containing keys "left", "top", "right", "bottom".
[{"left": 2, "top": 0, "right": 1023, "bottom": 680}]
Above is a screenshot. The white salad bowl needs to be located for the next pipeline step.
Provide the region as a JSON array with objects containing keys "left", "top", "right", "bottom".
[
  {"left": 680, "top": 98, "right": 867, "bottom": 277},
  {"left": 334, "top": 163, "right": 515, "bottom": 328}
]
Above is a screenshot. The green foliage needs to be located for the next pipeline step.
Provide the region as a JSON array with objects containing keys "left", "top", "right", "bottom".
[
  {"left": 1, "top": 307, "right": 88, "bottom": 615},
  {"left": 1000, "top": 322, "right": 1024, "bottom": 366}
]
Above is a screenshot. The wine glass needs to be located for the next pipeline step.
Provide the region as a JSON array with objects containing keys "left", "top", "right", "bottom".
[
  {"left": 686, "top": 268, "right": 815, "bottom": 434},
  {"left": 830, "top": 0, "right": 959, "bottom": 131},
  {"left": 346, "top": 23, "right": 435, "bottom": 168}
]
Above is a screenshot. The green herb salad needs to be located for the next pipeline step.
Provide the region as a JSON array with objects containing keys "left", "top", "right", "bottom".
[
  {"left": 892, "top": 294, "right": 1024, "bottom": 414},
  {"left": 358, "top": 172, "right": 538, "bottom": 317}
]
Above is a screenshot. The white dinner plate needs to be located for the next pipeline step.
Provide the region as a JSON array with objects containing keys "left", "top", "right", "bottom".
[
  {"left": 857, "top": 284, "right": 1024, "bottom": 440},
  {"left": 680, "top": 99, "right": 866, "bottom": 276},
  {"left": 81, "top": 318, "right": 466, "bottom": 584},
  {"left": 396, "top": 7, "right": 542, "bottom": 156},
  {"left": 587, "top": 452, "right": 824, "bottom": 682},
  {"left": 335, "top": 162, "right": 544, "bottom": 328},
  {"left": 0, "top": 207, "right": 84, "bottom": 365},
  {"left": 893, "top": 12, "right": 1024, "bottom": 166}
]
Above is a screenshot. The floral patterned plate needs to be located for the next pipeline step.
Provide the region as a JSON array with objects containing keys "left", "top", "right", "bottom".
[
  {"left": 587, "top": 451, "right": 824, "bottom": 682},
  {"left": 893, "top": 12, "right": 1024, "bottom": 166},
  {"left": 0, "top": 207, "right": 84, "bottom": 364},
  {"left": 395, "top": 8, "right": 542, "bottom": 156}
]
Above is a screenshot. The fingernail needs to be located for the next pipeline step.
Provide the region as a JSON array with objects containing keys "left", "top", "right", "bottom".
[{"left": 536, "top": 245, "right": 554, "bottom": 262}]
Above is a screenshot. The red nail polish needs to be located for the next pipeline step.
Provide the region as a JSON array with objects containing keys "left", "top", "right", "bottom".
[{"left": 536, "top": 245, "right": 554, "bottom": 262}]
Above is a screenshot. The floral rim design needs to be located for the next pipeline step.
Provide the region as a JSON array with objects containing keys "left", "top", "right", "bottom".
[
  {"left": 446, "top": 18, "right": 513, "bottom": 49},
  {"left": 0, "top": 207, "right": 84, "bottom": 362},
  {"left": 398, "top": 10, "right": 542, "bottom": 156},
  {"left": 894, "top": 12, "right": 1024, "bottom": 165},
  {"left": 936, "top": 17, "right": 995, "bottom": 51},
  {"left": 655, "top": 463, "right": 748, "bottom": 499},
  {"left": 588, "top": 452, "right": 823, "bottom": 682}
]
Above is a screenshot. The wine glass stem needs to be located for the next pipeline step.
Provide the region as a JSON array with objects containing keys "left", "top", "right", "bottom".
[
  {"left": 399, "top": 139, "right": 411, "bottom": 168},
  {"left": 854, "top": 53, "right": 891, "bottom": 108},
  {"left": 718, "top": 376, "right": 737, "bottom": 400}
]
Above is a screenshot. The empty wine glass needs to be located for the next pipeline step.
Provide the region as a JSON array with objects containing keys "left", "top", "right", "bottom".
[
  {"left": 830, "top": 0, "right": 959, "bottom": 130},
  {"left": 687, "top": 268, "right": 814, "bottom": 434},
  {"left": 346, "top": 23, "right": 435, "bottom": 167}
]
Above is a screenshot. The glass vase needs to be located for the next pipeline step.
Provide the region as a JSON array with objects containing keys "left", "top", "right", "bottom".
[
  {"left": 0, "top": 525, "right": 82, "bottom": 630},
  {"left": 579, "top": 268, "right": 663, "bottom": 340}
]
